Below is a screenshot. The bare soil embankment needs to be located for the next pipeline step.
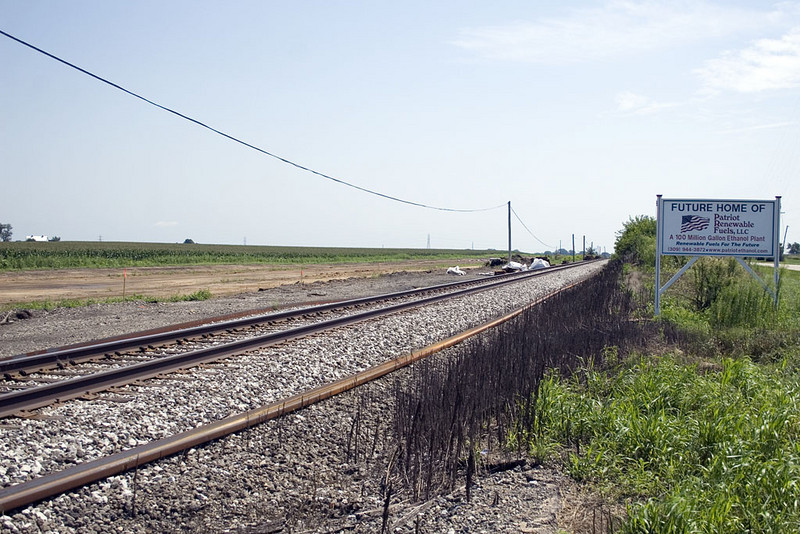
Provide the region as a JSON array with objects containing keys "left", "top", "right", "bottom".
[{"left": 0, "top": 258, "right": 488, "bottom": 307}]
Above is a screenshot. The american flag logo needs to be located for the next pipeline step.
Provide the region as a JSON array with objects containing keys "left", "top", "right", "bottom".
[{"left": 681, "top": 215, "right": 710, "bottom": 233}]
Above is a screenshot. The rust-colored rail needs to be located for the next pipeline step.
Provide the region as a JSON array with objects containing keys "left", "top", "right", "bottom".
[{"left": 0, "top": 274, "right": 590, "bottom": 514}]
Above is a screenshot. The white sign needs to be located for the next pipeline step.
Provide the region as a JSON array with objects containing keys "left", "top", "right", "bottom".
[{"left": 658, "top": 198, "right": 777, "bottom": 256}]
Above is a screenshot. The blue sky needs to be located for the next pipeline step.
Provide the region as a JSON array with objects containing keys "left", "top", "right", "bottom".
[{"left": 2, "top": 1, "right": 799, "bottom": 253}]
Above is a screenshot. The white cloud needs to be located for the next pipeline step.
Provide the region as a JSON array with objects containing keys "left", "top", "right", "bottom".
[
  {"left": 697, "top": 27, "right": 800, "bottom": 92},
  {"left": 614, "top": 90, "right": 677, "bottom": 114},
  {"left": 154, "top": 221, "right": 179, "bottom": 227},
  {"left": 452, "top": 1, "right": 786, "bottom": 64}
]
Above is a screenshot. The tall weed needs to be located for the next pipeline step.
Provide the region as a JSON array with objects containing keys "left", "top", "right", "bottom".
[
  {"left": 531, "top": 356, "right": 800, "bottom": 532},
  {"left": 691, "top": 257, "right": 739, "bottom": 311},
  {"left": 707, "top": 277, "right": 777, "bottom": 329}
]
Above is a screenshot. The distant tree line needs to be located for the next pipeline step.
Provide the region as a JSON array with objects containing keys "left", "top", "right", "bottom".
[{"left": 0, "top": 224, "right": 60, "bottom": 242}]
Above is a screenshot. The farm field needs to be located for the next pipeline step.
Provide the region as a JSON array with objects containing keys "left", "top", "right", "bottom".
[
  {"left": 0, "top": 242, "right": 509, "bottom": 309},
  {"left": 0, "top": 259, "right": 493, "bottom": 309},
  {"left": 0, "top": 241, "right": 500, "bottom": 270}
]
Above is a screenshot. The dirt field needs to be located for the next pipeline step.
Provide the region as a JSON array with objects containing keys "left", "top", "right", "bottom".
[{"left": 0, "top": 258, "right": 489, "bottom": 307}]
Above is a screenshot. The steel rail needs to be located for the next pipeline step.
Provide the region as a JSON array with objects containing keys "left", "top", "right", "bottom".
[
  {"left": 0, "top": 263, "right": 590, "bottom": 419},
  {"left": 1, "top": 268, "right": 533, "bottom": 377},
  {"left": 0, "top": 273, "right": 591, "bottom": 514}
]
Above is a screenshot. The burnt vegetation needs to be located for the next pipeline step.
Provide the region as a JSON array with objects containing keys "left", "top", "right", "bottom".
[{"left": 389, "top": 261, "right": 656, "bottom": 500}]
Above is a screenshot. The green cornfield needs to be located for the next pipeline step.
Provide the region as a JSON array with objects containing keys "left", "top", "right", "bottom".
[{"left": 0, "top": 241, "right": 500, "bottom": 270}]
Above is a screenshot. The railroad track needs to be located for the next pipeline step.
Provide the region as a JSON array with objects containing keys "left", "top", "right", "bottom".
[
  {"left": 0, "top": 264, "right": 582, "bottom": 416},
  {"left": 1, "top": 271, "right": 520, "bottom": 378},
  {"left": 0, "top": 260, "right": 605, "bottom": 515},
  {"left": 0, "top": 274, "right": 521, "bottom": 398}
]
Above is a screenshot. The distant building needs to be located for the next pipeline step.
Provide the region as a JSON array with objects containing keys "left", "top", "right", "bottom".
[{"left": 25, "top": 235, "right": 48, "bottom": 242}]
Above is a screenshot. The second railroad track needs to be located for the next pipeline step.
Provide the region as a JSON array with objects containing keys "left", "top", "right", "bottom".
[{"left": 0, "top": 260, "right": 605, "bottom": 515}]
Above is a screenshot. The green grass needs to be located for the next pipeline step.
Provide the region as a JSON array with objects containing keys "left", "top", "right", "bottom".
[
  {"left": 655, "top": 260, "right": 800, "bottom": 324},
  {"left": 6, "top": 289, "right": 213, "bottom": 311},
  {"left": 530, "top": 356, "right": 800, "bottom": 533},
  {"left": 523, "top": 258, "right": 800, "bottom": 532},
  {"left": 0, "top": 241, "right": 502, "bottom": 271}
]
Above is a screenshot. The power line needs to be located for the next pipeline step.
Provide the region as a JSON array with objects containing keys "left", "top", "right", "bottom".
[
  {"left": 0, "top": 28, "right": 506, "bottom": 214},
  {"left": 511, "top": 207, "right": 554, "bottom": 249}
]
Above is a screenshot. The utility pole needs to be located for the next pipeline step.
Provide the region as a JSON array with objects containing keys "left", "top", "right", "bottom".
[
  {"left": 507, "top": 201, "right": 512, "bottom": 263},
  {"left": 572, "top": 234, "right": 575, "bottom": 263},
  {"left": 783, "top": 226, "right": 789, "bottom": 255}
]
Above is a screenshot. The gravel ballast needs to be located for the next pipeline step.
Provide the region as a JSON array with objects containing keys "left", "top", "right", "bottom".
[{"left": 1, "top": 263, "right": 606, "bottom": 533}]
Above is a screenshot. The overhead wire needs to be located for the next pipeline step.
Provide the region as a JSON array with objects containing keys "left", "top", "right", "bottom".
[
  {"left": 0, "top": 28, "right": 505, "bottom": 214},
  {"left": 511, "top": 207, "right": 554, "bottom": 250}
]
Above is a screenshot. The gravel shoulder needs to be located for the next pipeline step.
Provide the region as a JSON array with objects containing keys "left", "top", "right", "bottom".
[
  {"left": 0, "top": 264, "right": 605, "bottom": 533},
  {"left": 0, "top": 267, "right": 488, "bottom": 359}
]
